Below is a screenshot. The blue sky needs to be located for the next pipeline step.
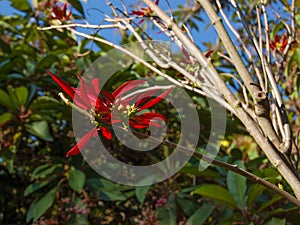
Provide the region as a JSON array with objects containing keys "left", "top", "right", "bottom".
[{"left": 0, "top": 0, "right": 217, "bottom": 50}]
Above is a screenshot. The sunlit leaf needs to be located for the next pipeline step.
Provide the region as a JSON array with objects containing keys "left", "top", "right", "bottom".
[
  {"left": 265, "top": 217, "right": 286, "bottom": 225},
  {"left": 15, "top": 86, "right": 28, "bottom": 106},
  {"left": 11, "top": 0, "right": 32, "bottom": 12},
  {"left": 192, "top": 184, "right": 238, "bottom": 209},
  {"left": 0, "top": 112, "right": 14, "bottom": 125}
]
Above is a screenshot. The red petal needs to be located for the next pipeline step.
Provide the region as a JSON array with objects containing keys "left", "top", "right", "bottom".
[
  {"left": 130, "top": 10, "right": 145, "bottom": 16},
  {"left": 135, "top": 89, "right": 157, "bottom": 107},
  {"left": 92, "top": 78, "right": 100, "bottom": 95},
  {"left": 47, "top": 70, "right": 75, "bottom": 99},
  {"left": 274, "top": 35, "right": 280, "bottom": 43},
  {"left": 138, "top": 112, "right": 166, "bottom": 121},
  {"left": 101, "top": 90, "right": 115, "bottom": 104},
  {"left": 79, "top": 79, "right": 92, "bottom": 109},
  {"left": 113, "top": 80, "right": 146, "bottom": 98},
  {"left": 66, "top": 128, "right": 97, "bottom": 157},
  {"left": 52, "top": 6, "right": 62, "bottom": 19},
  {"left": 101, "top": 127, "right": 112, "bottom": 140},
  {"left": 62, "top": 3, "right": 67, "bottom": 17},
  {"left": 155, "top": 0, "right": 159, "bottom": 5},
  {"left": 138, "top": 87, "right": 172, "bottom": 111}
]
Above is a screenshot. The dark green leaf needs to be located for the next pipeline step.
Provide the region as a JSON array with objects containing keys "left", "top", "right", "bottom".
[
  {"left": 24, "top": 180, "right": 50, "bottom": 196},
  {"left": 192, "top": 184, "right": 238, "bottom": 209},
  {"left": 68, "top": 168, "right": 86, "bottom": 193},
  {"left": 187, "top": 203, "right": 215, "bottom": 225},
  {"left": 0, "top": 89, "right": 14, "bottom": 109},
  {"left": 36, "top": 54, "right": 59, "bottom": 71},
  {"left": 226, "top": 160, "right": 247, "bottom": 208},
  {"left": 0, "top": 38, "right": 11, "bottom": 53},
  {"left": 135, "top": 185, "right": 151, "bottom": 203},
  {"left": 25, "top": 121, "right": 54, "bottom": 142},
  {"left": 85, "top": 178, "right": 127, "bottom": 201},
  {"left": 247, "top": 184, "right": 266, "bottom": 206},
  {"left": 157, "top": 195, "right": 177, "bottom": 225},
  {"left": 256, "top": 195, "right": 282, "bottom": 213},
  {"left": 68, "top": 0, "right": 85, "bottom": 17},
  {"left": 32, "top": 184, "right": 59, "bottom": 222}
]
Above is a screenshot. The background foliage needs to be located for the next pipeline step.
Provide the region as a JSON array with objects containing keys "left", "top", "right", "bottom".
[{"left": 0, "top": 0, "right": 299, "bottom": 224}]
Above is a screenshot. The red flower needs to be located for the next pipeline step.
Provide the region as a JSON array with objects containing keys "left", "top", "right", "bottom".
[
  {"left": 270, "top": 34, "right": 288, "bottom": 54},
  {"left": 50, "top": 3, "right": 72, "bottom": 22},
  {"left": 48, "top": 71, "right": 172, "bottom": 157},
  {"left": 130, "top": 0, "right": 159, "bottom": 23}
]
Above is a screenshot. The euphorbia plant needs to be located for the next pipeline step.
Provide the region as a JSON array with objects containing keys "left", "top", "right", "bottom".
[{"left": 48, "top": 71, "right": 172, "bottom": 157}]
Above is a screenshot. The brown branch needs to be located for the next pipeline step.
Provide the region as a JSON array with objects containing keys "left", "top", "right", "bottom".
[{"left": 142, "top": 0, "right": 300, "bottom": 199}]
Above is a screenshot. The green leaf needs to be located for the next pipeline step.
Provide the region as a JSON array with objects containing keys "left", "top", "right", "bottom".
[
  {"left": 36, "top": 54, "right": 59, "bottom": 71},
  {"left": 68, "top": 168, "right": 86, "bottom": 193},
  {"left": 226, "top": 160, "right": 247, "bottom": 208},
  {"left": 0, "top": 112, "right": 14, "bottom": 125},
  {"left": 157, "top": 202, "right": 176, "bottom": 225},
  {"left": 32, "top": 184, "right": 59, "bottom": 222},
  {"left": 0, "top": 38, "right": 11, "bottom": 53},
  {"left": 0, "top": 89, "right": 14, "bottom": 109},
  {"left": 180, "top": 165, "right": 221, "bottom": 179},
  {"left": 187, "top": 203, "right": 214, "bottom": 225},
  {"left": 29, "top": 96, "right": 61, "bottom": 111},
  {"left": 68, "top": 0, "right": 85, "bottom": 17},
  {"left": 7, "top": 85, "right": 20, "bottom": 108},
  {"left": 192, "top": 184, "right": 238, "bottom": 209},
  {"left": 265, "top": 217, "right": 286, "bottom": 225},
  {"left": 24, "top": 180, "right": 50, "bottom": 196},
  {"left": 26, "top": 84, "right": 37, "bottom": 107},
  {"left": 15, "top": 86, "right": 28, "bottom": 106},
  {"left": 25, "top": 121, "right": 54, "bottom": 142},
  {"left": 32, "top": 164, "right": 60, "bottom": 179},
  {"left": 247, "top": 184, "right": 266, "bottom": 206},
  {"left": 85, "top": 178, "right": 127, "bottom": 201},
  {"left": 256, "top": 195, "right": 282, "bottom": 213},
  {"left": 135, "top": 185, "right": 151, "bottom": 203},
  {"left": 26, "top": 199, "right": 36, "bottom": 223},
  {"left": 11, "top": 0, "right": 32, "bottom": 12},
  {"left": 292, "top": 48, "right": 300, "bottom": 69}
]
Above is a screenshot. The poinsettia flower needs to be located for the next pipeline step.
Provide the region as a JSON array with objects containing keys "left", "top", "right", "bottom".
[
  {"left": 270, "top": 34, "right": 288, "bottom": 54},
  {"left": 48, "top": 71, "right": 112, "bottom": 157},
  {"left": 50, "top": 2, "right": 72, "bottom": 22},
  {"left": 48, "top": 71, "right": 172, "bottom": 157},
  {"left": 130, "top": 0, "right": 159, "bottom": 23}
]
